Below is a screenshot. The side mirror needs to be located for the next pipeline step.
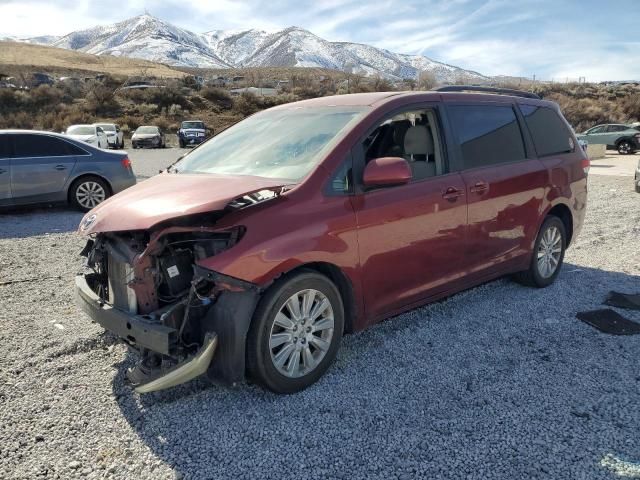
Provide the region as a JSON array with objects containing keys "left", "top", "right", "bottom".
[{"left": 363, "top": 157, "right": 412, "bottom": 188}]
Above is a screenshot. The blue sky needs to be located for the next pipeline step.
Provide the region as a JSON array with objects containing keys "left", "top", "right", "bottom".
[{"left": 0, "top": 0, "right": 638, "bottom": 81}]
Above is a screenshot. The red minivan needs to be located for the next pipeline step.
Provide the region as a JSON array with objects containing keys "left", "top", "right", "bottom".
[{"left": 75, "top": 87, "right": 588, "bottom": 394}]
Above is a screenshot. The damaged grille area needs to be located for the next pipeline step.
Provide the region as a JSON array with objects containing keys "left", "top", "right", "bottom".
[{"left": 79, "top": 225, "right": 245, "bottom": 364}]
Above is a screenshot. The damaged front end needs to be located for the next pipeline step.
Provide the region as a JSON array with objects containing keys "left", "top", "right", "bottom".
[{"left": 75, "top": 221, "right": 261, "bottom": 393}]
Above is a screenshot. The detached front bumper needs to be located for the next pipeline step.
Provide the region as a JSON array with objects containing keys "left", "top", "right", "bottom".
[
  {"left": 75, "top": 266, "right": 261, "bottom": 392},
  {"left": 76, "top": 274, "right": 221, "bottom": 393},
  {"left": 75, "top": 274, "right": 177, "bottom": 355}
]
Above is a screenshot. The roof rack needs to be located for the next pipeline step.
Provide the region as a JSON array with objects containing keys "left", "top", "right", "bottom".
[{"left": 434, "top": 85, "right": 541, "bottom": 100}]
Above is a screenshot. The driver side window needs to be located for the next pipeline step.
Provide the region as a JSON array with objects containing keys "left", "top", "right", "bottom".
[{"left": 363, "top": 109, "right": 445, "bottom": 181}]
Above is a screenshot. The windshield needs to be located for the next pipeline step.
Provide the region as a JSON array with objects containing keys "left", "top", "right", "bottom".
[
  {"left": 182, "top": 121, "right": 205, "bottom": 130},
  {"left": 172, "top": 107, "right": 365, "bottom": 181},
  {"left": 95, "top": 124, "right": 116, "bottom": 132},
  {"left": 136, "top": 126, "right": 159, "bottom": 134},
  {"left": 67, "top": 126, "right": 94, "bottom": 135}
]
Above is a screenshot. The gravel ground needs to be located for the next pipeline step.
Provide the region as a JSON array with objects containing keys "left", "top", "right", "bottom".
[{"left": 0, "top": 173, "right": 639, "bottom": 480}]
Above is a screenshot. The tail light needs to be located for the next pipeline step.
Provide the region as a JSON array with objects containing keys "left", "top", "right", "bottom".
[
  {"left": 121, "top": 156, "right": 132, "bottom": 169},
  {"left": 581, "top": 158, "right": 590, "bottom": 175}
]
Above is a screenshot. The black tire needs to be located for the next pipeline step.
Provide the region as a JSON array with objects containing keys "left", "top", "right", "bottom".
[
  {"left": 514, "top": 216, "right": 566, "bottom": 288},
  {"left": 69, "top": 175, "right": 110, "bottom": 212},
  {"left": 635, "top": 181, "right": 640, "bottom": 193},
  {"left": 617, "top": 140, "right": 633, "bottom": 155},
  {"left": 247, "top": 271, "right": 344, "bottom": 394}
]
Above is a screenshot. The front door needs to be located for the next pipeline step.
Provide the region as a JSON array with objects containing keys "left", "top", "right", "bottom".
[
  {"left": 10, "top": 133, "right": 79, "bottom": 203},
  {"left": 351, "top": 106, "right": 468, "bottom": 322},
  {"left": 584, "top": 125, "right": 609, "bottom": 145}
]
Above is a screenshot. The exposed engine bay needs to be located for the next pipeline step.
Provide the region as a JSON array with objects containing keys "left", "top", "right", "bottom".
[{"left": 77, "top": 221, "right": 260, "bottom": 392}]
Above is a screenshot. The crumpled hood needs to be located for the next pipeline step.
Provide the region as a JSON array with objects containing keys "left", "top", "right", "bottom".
[{"left": 79, "top": 173, "right": 288, "bottom": 235}]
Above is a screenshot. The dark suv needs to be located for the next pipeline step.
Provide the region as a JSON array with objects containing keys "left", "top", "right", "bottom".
[
  {"left": 178, "top": 120, "right": 208, "bottom": 148},
  {"left": 75, "top": 87, "right": 588, "bottom": 394}
]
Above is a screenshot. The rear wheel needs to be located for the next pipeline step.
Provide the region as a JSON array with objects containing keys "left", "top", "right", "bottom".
[
  {"left": 70, "top": 176, "right": 110, "bottom": 212},
  {"left": 514, "top": 216, "right": 566, "bottom": 288},
  {"left": 247, "top": 271, "right": 344, "bottom": 394},
  {"left": 618, "top": 140, "right": 633, "bottom": 155}
]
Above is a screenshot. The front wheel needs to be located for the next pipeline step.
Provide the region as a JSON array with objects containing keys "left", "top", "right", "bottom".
[
  {"left": 247, "top": 271, "right": 344, "bottom": 394},
  {"left": 514, "top": 216, "right": 566, "bottom": 288},
  {"left": 618, "top": 141, "right": 633, "bottom": 155}
]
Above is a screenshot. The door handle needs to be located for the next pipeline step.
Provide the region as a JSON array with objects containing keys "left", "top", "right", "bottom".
[
  {"left": 442, "top": 186, "right": 464, "bottom": 201},
  {"left": 54, "top": 165, "right": 67, "bottom": 171},
  {"left": 0, "top": 168, "right": 6, "bottom": 174},
  {"left": 470, "top": 181, "right": 488, "bottom": 194}
]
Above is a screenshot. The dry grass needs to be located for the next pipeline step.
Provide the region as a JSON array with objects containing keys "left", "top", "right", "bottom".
[{"left": 0, "top": 41, "right": 185, "bottom": 79}]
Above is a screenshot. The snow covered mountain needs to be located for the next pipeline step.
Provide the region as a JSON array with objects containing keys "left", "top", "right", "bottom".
[
  {"left": 47, "top": 15, "right": 486, "bottom": 82},
  {"left": 53, "top": 15, "right": 230, "bottom": 68}
]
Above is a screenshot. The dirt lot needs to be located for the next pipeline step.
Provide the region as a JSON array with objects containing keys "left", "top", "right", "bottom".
[{"left": 0, "top": 153, "right": 639, "bottom": 479}]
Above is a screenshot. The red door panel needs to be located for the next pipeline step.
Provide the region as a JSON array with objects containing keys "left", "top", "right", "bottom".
[
  {"left": 462, "top": 159, "right": 547, "bottom": 275},
  {"left": 351, "top": 173, "right": 467, "bottom": 322}
]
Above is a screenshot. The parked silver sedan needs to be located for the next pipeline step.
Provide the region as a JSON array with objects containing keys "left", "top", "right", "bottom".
[{"left": 0, "top": 130, "right": 136, "bottom": 212}]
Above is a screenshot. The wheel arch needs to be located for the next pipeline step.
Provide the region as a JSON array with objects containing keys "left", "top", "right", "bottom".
[
  {"left": 269, "top": 262, "right": 358, "bottom": 334},
  {"left": 615, "top": 136, "right": 634, "bottom": 146},
  {"left": 545, "top": 203, "right": 574, "bottom": 246},
  {"left": 66, "top": 173, "right": 113, "bottom": 204}
]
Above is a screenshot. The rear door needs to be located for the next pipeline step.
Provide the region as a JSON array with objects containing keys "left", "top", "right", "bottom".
[
  {"left": 584, "top": 125, "right": 608, "bottom": 145},
  {"left": 0, "top": 134, "right": 11, "bottom": 205},
  {"left": 446, "top": 102, "right": 546, "bottom": 276},
  {"left": 11, "top": 133, "right": 82, "bottom": 203}
]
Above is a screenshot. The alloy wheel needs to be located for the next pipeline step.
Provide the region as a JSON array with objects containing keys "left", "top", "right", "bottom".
[
  {"left": 75, "top": 181, "right": 106, "bottom": 209},
  {"left": 618, "top": 142, "right": 631, "bottom": 154},
  {"left": 537, "top": 225, "right": 562, "bottom": 278},
  {"left": 269, "top": 289, "right": 335, "bottom": 378}
]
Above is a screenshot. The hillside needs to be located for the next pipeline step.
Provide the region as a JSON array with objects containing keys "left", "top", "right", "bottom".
[{"left": 0, "top": 41, "right": 186, "bottom": 78}]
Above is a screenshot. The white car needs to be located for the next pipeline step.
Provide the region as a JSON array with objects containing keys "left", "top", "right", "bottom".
[
  {"left": 66, "top": 124, "right": 108, "bottom": 149},
  {"left": 94, "top": 123, "right": 124, "bottom": 149}
]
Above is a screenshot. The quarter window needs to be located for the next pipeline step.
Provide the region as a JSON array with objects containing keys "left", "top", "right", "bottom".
[
  {"left": 13, "top": 134, "right": 85, "bottom": 157},
  {"left": 520, "top": 105, "right": 574, "bottom": 157},
  {"left": 449, "top": 105, "right": 526, "bottom": 169}
]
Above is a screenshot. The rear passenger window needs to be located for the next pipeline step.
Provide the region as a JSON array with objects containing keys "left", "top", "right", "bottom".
[
  {"left": 13, "top": 134, "right": 85, "bottom": 157},
  {"left": 520, "top": 105, "right": 574, "bottom": 157},
  {"left": 449, "top": 105, "right": 526, "bottom": 169}
]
